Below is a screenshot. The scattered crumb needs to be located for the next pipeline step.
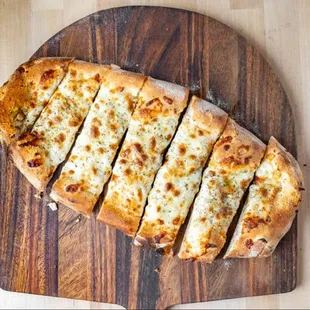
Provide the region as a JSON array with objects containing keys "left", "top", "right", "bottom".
[
  {"left": 154, "top": 267, "right": 160, "bottom": 273},
  {"left": 189, "top": 82, "right": 201, "bottom": 92},
  {"left": 303, "top": 164, "right": 307, "bottom": 167},
  {"left": 223, "top": 260, "right": 232, "bottom": 270},
  {"left": 34, "top": 192, "right": 43, "bottom": 199},
  {"left": 48, "top": 202, "right": 58, "bottom": 211},
  {"left": 75, "top": 215, "right": 82, "bottom": 223}
]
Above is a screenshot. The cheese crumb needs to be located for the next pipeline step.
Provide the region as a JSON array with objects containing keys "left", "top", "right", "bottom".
[{"left": 48, "top": 202, "right": 58, "bottom": 211}]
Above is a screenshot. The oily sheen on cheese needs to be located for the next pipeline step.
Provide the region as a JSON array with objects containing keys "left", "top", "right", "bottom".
[
  {"left": 225, "top": 137, "right": 303, "bottom": 258},
  {"left": 10, "top": 61, "right": 104, "bottom": 191},
  {"left": 134, "top": 96, "right": 228, "bottom": 255},
  {"left": 178, "top": 119, "right": 266, "bottom": 262},
  {"left": 50, "top": 66, "right": 146, "bottom": 215},
  {"left": 97, "top": 77, "right": 189, "bottom": 237},
  {"left": 0, "top": 57, "right": 72, "bottom": 144}
]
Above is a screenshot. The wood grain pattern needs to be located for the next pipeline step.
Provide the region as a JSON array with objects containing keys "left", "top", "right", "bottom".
[{"left": 0, "top": 6, "right": 299, "bottom": 309}]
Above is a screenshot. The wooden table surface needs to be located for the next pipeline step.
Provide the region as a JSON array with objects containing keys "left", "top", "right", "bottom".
[{"left": 0, "top": 0, "right": 309, "bottom": 309}]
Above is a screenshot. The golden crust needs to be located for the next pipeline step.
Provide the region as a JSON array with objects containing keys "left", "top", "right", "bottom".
[
  {"left": 50, "top": 177, "right": 98, "bottom": 217},
  {"left": 134, "top": 77, "right": 189, "bottom": 120},
  {"left": 183, "top": 231, "right": 226, "bottom": 263},
  {"left": 189, "top": 96, "right": 228, "bottom": 132},
  {"left": 9, "top": 132, "right": 52, "bottom": 190},
  {"left": 268, "top": 136, "right": 304, "bottom": 187},
  {"left": 212, "top": 118, "right": 266, "bottom": 170},
  {"left": 0, "top": 57, "right": 73, "bottom": 144},
  {"left": 178, "top": 225, "right": 226, "bottom": 262},
  {"left": 97, "top": 195, "right": 140, "bottom": 237},
  {"left": 107, "top": 64, "right": 146, "bottom": 92},
  {"left": 69, "top": 60, "right": 108, "bottom": 78},
  {"left": 134, "top": 226, "right": 177, "bottom": 255},
  {"left": 224, "top": 136, "right": 303, "bottom": 258}
]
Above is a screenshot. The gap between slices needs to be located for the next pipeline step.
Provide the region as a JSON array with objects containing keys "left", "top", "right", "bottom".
[
  {"left": 178, "top": 119, "right": 266, "bottom": 262},
  {"left": 97, "top": 77, "right": 190, "bottom": 237},
  {"left": 134, "top": 96, "right": 228, "bottom": 255},
  {"left": 9, "top": 60, "right": 105, "bottom": 191},
  {"left": 50, "top": 65, "right": 146, "bottom": 216},
  {"left": 224, "top": 136, "right": 304, "bottom": 259}
]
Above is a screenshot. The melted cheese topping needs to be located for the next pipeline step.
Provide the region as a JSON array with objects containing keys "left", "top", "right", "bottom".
[
  {"left": 103, "top": 116, "right": 177, "bottom": 220},
  {"left": 179, "top": 166, "right": 253, "bottom": 260},
  {"left": 226, "top": 152, "right": 298, "bottom": 257},
  {"left": 135, "top": 98, "right": 227, "bottom": 253},
  {"left": 29, "top": 65, "right": 101, "bottom": 177},
  {"left": 99, "top": 78, "right": 188, "bottom": 236},
  {"left": 52, "top": 73, "right": 144, "bottom": 205},
  {"left": 22, "top": 66, "right": 68, "bottom": 132},
  {"left": 178, "top": 133, "right": 264, "bottom": 261}
]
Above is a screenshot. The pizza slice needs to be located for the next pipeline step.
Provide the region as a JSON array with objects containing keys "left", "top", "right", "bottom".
[
  {"left": 50, "top": 66, "right": 146, "bottom": 216},
  {"left": 0, "top": 57, "right": 73, "bottom": 144},
  {"left": 97, "top": 77, "right": 189, "bottom": 236},
  {"left": 224, "top": 137, "right": 303, "bottom": 258},
  {"left": 134, "top": 96, "right": 228, "bottom": 255},
  {"left": 10, "top": 61, "right": 105, "bottom": 191},
  {"left": 178, "top": 119, "right": 266, "bottom": 262}
]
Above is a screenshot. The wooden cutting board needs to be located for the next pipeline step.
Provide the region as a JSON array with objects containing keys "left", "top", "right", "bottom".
[{"left": 0, "top": 6, "right": 298, "bottom": 309}]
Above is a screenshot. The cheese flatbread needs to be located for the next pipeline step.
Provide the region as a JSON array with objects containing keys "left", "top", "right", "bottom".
[
  {"left": 178, "top": 119, "right": 266, "bottom": 262},
  {"left": 10, "top": 61, "right": 105, "bottom": 191},
  {"left": 50, "top": 66, "right": 146, "bottom": 216},
  {"left": 134, "top": 96, "right": 228, "bottom": 255},
  {"left": 97, "top": 77, "right": 189, "bottom": 236},
  {"left": 224, "top": 137, "right": 303, "bottom": 258},
  {"left": 0, "top": 57, "right": 73, "bottom": 144}
]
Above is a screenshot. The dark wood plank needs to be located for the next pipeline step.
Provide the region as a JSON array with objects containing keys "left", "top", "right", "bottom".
[{"left": 0, "top": 6, "right": 297, "bottom": 309}]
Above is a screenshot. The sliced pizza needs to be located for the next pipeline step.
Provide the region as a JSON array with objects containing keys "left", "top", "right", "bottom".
[
  {"left": 178, "top": 119, "right": 266, "bottom": 262},
  {"left": 224, "top": 136, "right": 303, "bottom": 258},
  {"left": 10, "top": 61, "right": 106, "bottom": 191},
  {"left": 97, "top": 77, "right": 189, "bottom": 236},
  {"left": 0, "top": 57, "right": 73, "bottom": 144},
  {"left": 134, "top": 96, "right": 228, "bottom": 255},
  {"left": 50, "top": 66, "right": 146, "bottom": 216}
]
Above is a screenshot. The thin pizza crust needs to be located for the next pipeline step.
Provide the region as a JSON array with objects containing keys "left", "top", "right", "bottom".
[
  {"left": 178, "top": 119, "right": 266, "bottom": 262},
  {"left": 224, "top": 136, "right": 304, "bottom": 258},
  {"left": 0, "top": 57, "right": 73, "bottom": 144},
  {"left": 50, "top": 66, "right": 146, "bottom": 216},
  {"left": 97, "top": 77, "right": 189, "bottom": 236},
  {"left": 10, "top": 60, "right": 105, "bottom": 191},
  {"left": 134, "top": 96, "right": 228, "bottom": 255}
]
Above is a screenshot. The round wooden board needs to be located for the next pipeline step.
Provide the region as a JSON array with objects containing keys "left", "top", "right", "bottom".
[{"left": 0, "top": 6, "right": 297, "bottom": 309}]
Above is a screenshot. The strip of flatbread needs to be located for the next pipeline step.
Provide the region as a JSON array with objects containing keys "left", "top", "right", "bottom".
[
  {"left": 0, "top": 57, "right": 73, "bottom": 144},
  {"left": 97, "top": 77, "right": 189, "bottom": 236},
  {"left": 178, "top": 119, "right": 266, "bottom": 262},
  {"left": 50, "top": 66, "right": 146, "bottom": 216},
  {"left": 134, "top": 96, "right": 228, "bottom": 255},
  {"left": 10, "top": 61, "right": 105, "bottom": 191},
  {"left": 224, "top": 137, "right": 303, "bottom": 258}
]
